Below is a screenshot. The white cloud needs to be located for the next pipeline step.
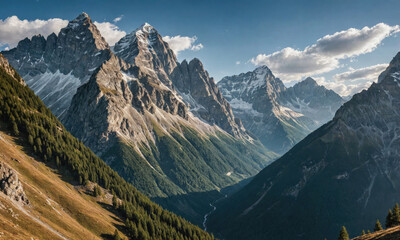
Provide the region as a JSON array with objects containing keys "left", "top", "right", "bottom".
[
  {"left": 251, "top": 47, "right": 339, "bottom": 81},
  {"left": 236, "top": 61, "right": 241, "bottom": 65},
  {"left": 163, "top": 35, "right": 203, "bottom": 55},
  {"left": 333, "top": 63, "right": 388, "bottom": 82},
  {"left": 191, "top": 43, "right": 203, "bottom": 51},
  {"left": 314, "top": 64, "right": 385, "bottom": 97},
  {"left": 113, "top": 15, "right": 123, "bottom": 23},
  {"left": 251, "top": 23, "right": 399, "bottom": 81},
  {"left": 0, "top": 16, "right": 68, "bottom": 48},
  {"left": 305, "top": 23, "right": 399, "bottom": 58},
  {"left": 323, "top": 80, "right": 373, "bottom": 97},
  {"left": 94, "top": 21, "right": 126, "bottom": 46}
]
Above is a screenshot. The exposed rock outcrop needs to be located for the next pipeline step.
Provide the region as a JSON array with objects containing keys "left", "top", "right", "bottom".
[{"left": 0, "top": 162, "right": 28, "bottom": 205}]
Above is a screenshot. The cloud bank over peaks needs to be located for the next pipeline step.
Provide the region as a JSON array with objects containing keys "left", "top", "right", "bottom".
[{"left": 251, "top": 23, "right": 399, "bottom": 82}]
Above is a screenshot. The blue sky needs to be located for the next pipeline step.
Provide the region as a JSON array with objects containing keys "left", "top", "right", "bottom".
[{"left": 1, "top": 0, "right": 400, "bottom": 96}]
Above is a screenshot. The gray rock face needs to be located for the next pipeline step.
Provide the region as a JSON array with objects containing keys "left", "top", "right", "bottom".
[
  {"left": 63, "top": 54, "right": 189, "bottom": 156},
  {"left": 114, "top": 23, "right": 247, "bottom": 138},
  {"left": 170, "top": 58, "right": 247, "bottom": 138},
  {"left": 2, "top": 12, "right": 111, "bottom": 117},
  {"left": 282, "top": 77, "right": 345, "bottom": 125},
  {"left": 0, "top": 162, "right": 29, "bottom": 205},
  {"left": 218, "top": 66, "right": 345, "bottom": 153},
  {"left": 0, "top": 53, "right": 25, "bottom": 85}
]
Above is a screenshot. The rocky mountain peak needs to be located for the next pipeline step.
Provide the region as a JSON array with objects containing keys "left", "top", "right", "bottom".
[
  {"left": 170, "top": 58, "right": 247, "bottom": 138},
  {"left": 137, "top": 22, "right": 156, "bottom": 34},
  {"left": 1, "top": 13, "right": 112, "bottom": 117},
  {"left": 113, "top": 23, "right": 177, "bottom": 84},
  {"left": 378, "top": 51, "right": 400, "bottom": 83},
  {"left": 254, "top": 65, "right": 272, "bottom": 75},
  {"left": 61, "top": 12, "right": 108, "bottom": 51},
  {"left": 218, "top": 66, "right": 344, "bottom": 153},
  {"left": 299, "top": 77, "right": 317, "bottom": 86}
]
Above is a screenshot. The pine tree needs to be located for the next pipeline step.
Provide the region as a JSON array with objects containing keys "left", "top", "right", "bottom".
[
  {"left": 113, "top": 229, "right": 122, "bottom": 240},
  {"left": 386, "top": 209, "right": 393, "bottom": 228},
  {"left": 367, "top": 230, "right": 371, "bottom": 234},
  {"left": 393, "top": 203, "right": 400, "bottom": 226},
  {"left": 361, "top": 230, "right": 365, "bottom": 235},
  {"left": 338, "top": 226, "right": 349, "bottom": 240},
  {"left": 93, "top": 185, "right": 101, "bottom": 197},
  {"left": 112, "top": 194, "right": 118, "bottom": 209},
  {"left": 374, "top": 219, "right": 383, "bottom": 232},
  {"left": 12, "top": 122, "right": 19, "bottom": 135}
]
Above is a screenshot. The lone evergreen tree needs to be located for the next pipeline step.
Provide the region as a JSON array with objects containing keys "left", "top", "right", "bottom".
[
  {"left": 386, "top": 209, "right": 393, "bottom": 228},
  {"left": 338, "top": 226, "right": 349, "bottom": 240},
  {"left": 93, "top": 185, "right": 101, "bottom": 197},
  {"left": 112, "top": 194, "right": 118, "bottom": 209},
  {"left": 374, "top": 219, "right": 383, "bottom": 232},
  {"left": 113, "top": 229, "right": 122, "bottom": 240},
  {"left": 361, "top": 230, "right": 365, "bottom": 235}
]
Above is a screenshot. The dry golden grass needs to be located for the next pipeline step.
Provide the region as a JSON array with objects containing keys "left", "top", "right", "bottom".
[
  {"left": 0, "top": 130, "right": 127, "bottom": 240},
  {"left": 352, "top": 226, "right": 400, "bottom": 240}
]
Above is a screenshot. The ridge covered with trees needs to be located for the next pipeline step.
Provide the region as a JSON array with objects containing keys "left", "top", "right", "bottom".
[{"left": 0, "top": 56, "right": 214, "bottom": 239}]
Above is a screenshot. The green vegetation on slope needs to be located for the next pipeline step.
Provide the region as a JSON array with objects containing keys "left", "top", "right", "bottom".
[
  {"left": 106, "top": 123, "right": 276, "bottom": 199},
  {"left": 0, "top": 64, "right": 213, "bottom": 239}
]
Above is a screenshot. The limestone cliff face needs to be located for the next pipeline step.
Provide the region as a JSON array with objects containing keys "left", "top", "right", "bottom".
[{"left": 0, "top": 162, "right": 29, "bottom": 205}]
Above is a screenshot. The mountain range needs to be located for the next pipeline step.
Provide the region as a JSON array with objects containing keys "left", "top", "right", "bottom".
[
  {"left": 1, "top": 12, "right": 353, "bottom": 234},
  {"left": 218, "top": 67, "right": 345, "bottom": 153},
  {"left": 2, "top": 13, "right": 278, "bottom": 225},
  {"left": 208, "top": 52, "right": 400, "bottom": 239}
]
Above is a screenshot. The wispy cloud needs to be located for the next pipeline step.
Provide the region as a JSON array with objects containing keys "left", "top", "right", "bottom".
[
  {"left": 93, "top": 21, "right": 126, "bottom": 46},
  {"left": 314, "top": 63, "right": 388, "bottom": 97},
  {"left": 333, "top": 64, "right": 388, "bottom": 82},
  {"left": 113, "top": 15, "right": 123, "bottom": 23},
  {"left": 163, "top": 35, "right": 203, "bottom": 55}
]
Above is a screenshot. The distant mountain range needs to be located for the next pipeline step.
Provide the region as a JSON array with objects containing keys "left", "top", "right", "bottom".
[
  {"left": 208, "top": 52, "right": 400, "bottom": 240},
  {"left": 218, "top": 67, "right": 345, "bottom": 154}
]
